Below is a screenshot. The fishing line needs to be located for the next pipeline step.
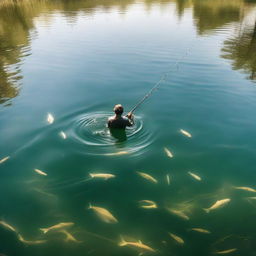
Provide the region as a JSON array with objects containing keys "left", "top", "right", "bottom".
[{"left": 128, "top": 39, "right": 198, "bottom": 115}]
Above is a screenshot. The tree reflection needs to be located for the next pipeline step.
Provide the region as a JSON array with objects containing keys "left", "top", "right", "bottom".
[
  {"left": 222, "top": 21, "right": 256, "bottom": 81},
  {"left": 0, "top": 0, "right": 137, "bottom": 106},
  {"left": 192, "top": 0, "right": 242, "bottom": 35},
  {"left": 0, "top": 3, "right": 34, "bottom": 106}
]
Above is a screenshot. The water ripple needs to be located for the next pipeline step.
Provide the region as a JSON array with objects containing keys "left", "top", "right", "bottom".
[{"left": 65, "top": 111, "right": 153, "bottom": 156}]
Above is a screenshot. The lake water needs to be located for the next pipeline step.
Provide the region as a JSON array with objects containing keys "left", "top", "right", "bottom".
[{"left": 1, "top": 0, "right": 256, "bottom": 255}]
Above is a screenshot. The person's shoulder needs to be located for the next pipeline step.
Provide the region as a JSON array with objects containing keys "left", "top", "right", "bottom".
[{"left": 108, "top": 116, "right": 115, "bottom": 121}]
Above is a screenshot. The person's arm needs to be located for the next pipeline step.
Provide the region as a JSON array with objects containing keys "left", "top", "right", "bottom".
[
  {"left": 107, "top": 117, "right": 112, "bottom": 128},
  {"left": 126, "top": 112, "right": 134, "bottom": 126}
]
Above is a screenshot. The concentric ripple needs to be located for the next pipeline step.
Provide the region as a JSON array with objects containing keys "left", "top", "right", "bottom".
[{"left": 66, "top": 111, "right": 153, "bottom": 156}]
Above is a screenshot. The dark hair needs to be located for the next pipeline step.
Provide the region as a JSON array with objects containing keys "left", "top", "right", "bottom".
[{"left": 114, "top": 104, "right": 124, "bottom": 115}]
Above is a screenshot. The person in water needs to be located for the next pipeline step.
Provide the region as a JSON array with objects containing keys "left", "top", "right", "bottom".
[{"left": 107, "top": 104, "right": 134, "bottom": 129}]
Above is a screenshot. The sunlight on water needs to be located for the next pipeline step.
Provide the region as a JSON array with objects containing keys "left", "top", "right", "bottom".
[{"left": 0, "top": 0, "right": 256, "bottom": 256}]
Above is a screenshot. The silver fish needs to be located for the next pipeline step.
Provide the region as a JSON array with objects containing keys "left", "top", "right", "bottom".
[
  {"left": 167, "top": 208, "right": 189, "bottom": 220},
  {"left": 0, "top": 221, "right": 16, "bottom": 233},
  {"left": 137, "top": 172, "right": 158, "bottom": 184},
  {"left": 139, "top": 200, "right": 157, "bottom": 209},
  {"left": 188, "top": 171, "right": 202, "bottom": 181},
  {"left": 104, "top": 151, "right": 129, "bottom": 156},
  {"left": 190, "top": 228, "right": 211, "bottom": 234},
  {"left": 34, "top": 169, "right": 47, "bottom": 176},
  {"left": 214, "top": 248, "right": 237, "bottom": 254},
  {"left": 40, "top": 222, "right": 74, "bottom": 234},
  {"left": 168, "top": 232, "right": 184, "bottom": 245},
  {"left": 47, "top": 113, "right": 54, "bottom": 124},
  {"left": 234, "top": 186, "right": 256, "bottom": 193},
  {"left": 89, "top": 204, "right": 118, "bottom": 224},
  {"left": 119, "top": 237, "right": 155, "bottom": 252},
  {"left": 180, "top": 129, "right": 192, "bottom": 138},
  {"left": 204, "top": 199, "right": 231, "bottom": 213},
  {"left": 60, "top": 131, "right": 67, "bottom": 139},
  {"left": 166, "top": 174, "right": 171, "bottom": 185},
  {"left": 59, "top": 230, "right": 81, "bottom": 243},
  {"left": 164, "top": 147, "right": 173, "bottom": 158},
  {"left": 89, "top": 173, "right": 115, "bottom": 180},
  {"left": 0, "top": 156, "right": 10, "bottom": 164},
  {"left": 18, "top": 234, "right": 47, "bottom": 245}
]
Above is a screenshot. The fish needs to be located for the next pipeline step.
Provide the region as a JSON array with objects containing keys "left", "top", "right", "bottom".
[
  {"left": 164, "top": 147, "right": 173, "bottom": 158},
  {"left": 89, "top": 204, "right": 118, "bottom": 224},
  {"left": 60, "top": 131, "right": 67, "bottom": 139},
  {"left": 180, "top": 129, "right": 192, "bottom": 138},
  {"left": 18, "top": 234, "right": 47, "bottom": 245},
  {"left": 190, "top": 228, "right": 211, "bottom": 234},
  {"left": 247, "top": 197, "right": 256, "bottom": 200},
  {"left": 166, "top": 174, "right": 171, "bottom": 185},
  {"left": 59, "top": 230, "right": 81, "bottom": 243},
  {"left": 203, "top": 199, "right": 231, "bottom": 213},
  {"left": 89, "top": 173, "right": 115, "bottom": 180},
  {"left": 166, "top": 208, "right": 189, "bottom": 220},
  {"left": 40, "top": 222, "right": 74, "bottom": 234},
  {"left": 137, "top": 172, "right": 158, "bottom": 184},
  {"left": 168, "top": 232, "right": 184, "bottom": 245},
  {"left": 34, "top": 169, "right": 47, "bottom": 176},
  {"left": 47, "top": 113, "right": 54, "bottom": 124},
  {"left": 139, "top": 200, "right": 157, "bottom": 209},
  {"left": 0, "top": 156, "right": 10, "bottom": 164},
  {"left": 188, "top": 171, "right": 202, "bottom": 181},
  {"left": 234, "top": 186, "right": 256, "bottom": 193},
  {"left": 119, "top": 237, "right": 155, "bottom": 253},
  {"left": 0, "top": 221, "right": 16, "bottom": 232},
  {"left": 105, "top": 151, "right": 129, "bottom": 156},
  {"left": 214, "top": 248, "right": 237, "bottom": 254}
]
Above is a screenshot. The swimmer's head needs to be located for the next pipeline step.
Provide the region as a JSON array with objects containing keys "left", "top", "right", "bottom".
[{"left": 114, "top": 104, "right": 124, "bottom": 115}]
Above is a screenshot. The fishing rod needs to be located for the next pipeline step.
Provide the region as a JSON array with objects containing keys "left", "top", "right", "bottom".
[{"left": 127, "top": 43, "right": 195, "bottom": 115}]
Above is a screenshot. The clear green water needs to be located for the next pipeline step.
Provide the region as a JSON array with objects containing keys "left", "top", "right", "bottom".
[{"left": 1, "top": 0, "right": 256, "bottom": 255}]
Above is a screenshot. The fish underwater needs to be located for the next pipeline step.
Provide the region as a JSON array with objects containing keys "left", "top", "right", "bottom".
[
  {"left": 119, "top": 237, "right": 155, "bottom": 253},
  {"left": 203, "top": 199, "right": 231, "bottom": 213},
  {"left": 60, "top": 131, "right": 67, "bottom": 139},
  {"left": 189, "top": 228, "right": 211, "bottom": 234},
  {"left": 0, "top": 221, "right": 16, "bottom": 233},
  {"left": 59, "top": 230, "right": 81, "bottom": 243},
  {"left": 214, "top": 248, "right": 237, "bottom": 254},
  {"left": 104, "top": 151, "right": 129, "bottom": 156},
  {"left": 164, "top": 147, "right": 173, "bottom": 158},
  {"left": 40, "top": 222, "right": 74, "bottom": 234},
  {"left": 247, "top": 197, "right": 256, "bottom": 200},
  {"left": 234, "top": 186, "right": 256, "bottom": 193},
  {"left": 139, "top": 200, "right": 157, "bottom": 209},
  {"left": 168, "top": 232, "right": 184, "bottom": 245},
  {"left": 137, "top": 172, "right": 158, "bottom": 184},
  {"left": 0, "top": 156, "right": 10, "bottom": 164},
  {"left": 89, "top": 173, "right": 115, "bottom": 180},
  {"left": 34, "top": 169, "right": 47, "bottom": 176},
  {"left": 18, "top": 234, "right": 47, "bottom": 245},
  {"left": 166, "top": 208, "right": 189, "bottom": 220},
  {"left": 188, "top": 171, "right": 202, "bottom": 181},
  {"left": 180, "top": 129, "right": 192, "bottom": 138},
  {"left": 47, "top": 113, "right": 54, "bottom": 124},
  {"left": 88, "top": 204, "right": 118, "bottom": 224},
  {"left": 166, "top": 174, "right": 171, "bottom": 185}
]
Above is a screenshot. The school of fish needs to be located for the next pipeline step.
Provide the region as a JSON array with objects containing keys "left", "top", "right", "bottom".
[{"left": 0, "top": 116, "right": 251, "bottom": 255}]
